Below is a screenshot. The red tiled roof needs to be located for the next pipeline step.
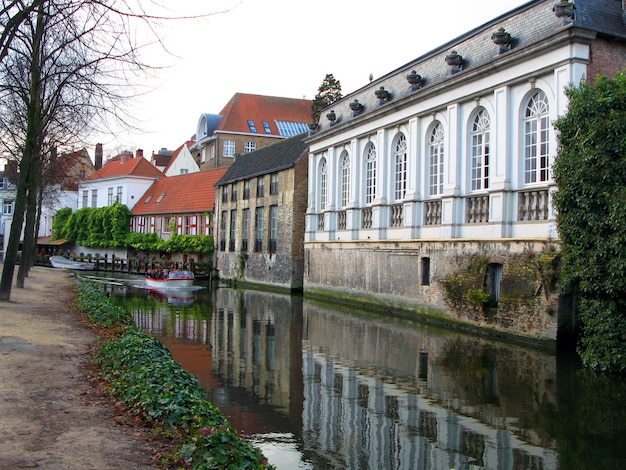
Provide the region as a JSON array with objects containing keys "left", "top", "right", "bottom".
[
  {"left": 86, "top": 155, "right": 163, "bottom": 180},
  {"left": 217, "top": 93, "right": 312, "bottom": 135},
  {"left": 132, "top": 168, "right": 227, "bottom": 215}
]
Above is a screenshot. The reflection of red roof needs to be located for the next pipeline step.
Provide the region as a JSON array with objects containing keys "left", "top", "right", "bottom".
[
  {"left": 86, "top": 156, "right": 163, "bottom": 180},
  {"left": 217, "top": 93, "right": 311, "bottom": 135},
  {"left": 132, "top": 168, "right": 227, "bottom": 215}
]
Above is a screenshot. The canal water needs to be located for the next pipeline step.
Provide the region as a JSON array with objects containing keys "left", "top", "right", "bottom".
[{"left": 92, "top": 273, "right": 626, "bottom": 470}]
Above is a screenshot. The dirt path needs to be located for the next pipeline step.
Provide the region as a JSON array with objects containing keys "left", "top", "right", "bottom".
[{"left": 0, "top": 265, "right": 160, "bottom": 469}]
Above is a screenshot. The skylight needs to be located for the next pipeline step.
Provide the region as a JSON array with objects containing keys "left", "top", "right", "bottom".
[
  {"left": 275, "top": 120, "right": 308, "bottom": 137},
  {"left": 156, "top": 193, "right": 166, "bottom": 203},
  {"left": 144, "top": 194, "right": 153, "bottom": 203},
  {"left": 247, "top": 120, "right": 257, "bottom": 133},
  {"left": 262, "top": 121, "right": 272, "bottom": 134}
]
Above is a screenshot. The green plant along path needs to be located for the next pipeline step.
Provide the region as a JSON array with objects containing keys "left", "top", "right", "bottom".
[{"left": 75, "top": 283, "right": 271, "bottom": 469}]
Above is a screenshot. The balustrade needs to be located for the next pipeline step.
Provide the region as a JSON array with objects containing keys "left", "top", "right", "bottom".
[
  {"left": 466, "top": 195, "right": 489, "bottom": 223},
  {"left": 361, "top": 208, "right": 372, "bottom": 229},
  {"left": 337, "top": 210, "right": 346, "bottom": 230},
  {"left": 424, "top": 200, "right": 442, "bottom": 225},
  {"left": 518, "top": 189, "right": 550, "bottom": 221},
  {"left": 390, "top": 204, "right": 403, "bottom": 227}
]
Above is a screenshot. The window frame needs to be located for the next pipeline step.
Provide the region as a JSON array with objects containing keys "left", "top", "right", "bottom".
[
  {"left": 428, "top": 123, "right": 445, "bottom": 197},
  {"left": 470, "top": 109, "right": 490, "bottom": 191}
]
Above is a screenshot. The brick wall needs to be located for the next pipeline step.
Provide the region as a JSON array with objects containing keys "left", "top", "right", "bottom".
[{"left": 587, "top": 37, "right": 626, "bottom": 84}]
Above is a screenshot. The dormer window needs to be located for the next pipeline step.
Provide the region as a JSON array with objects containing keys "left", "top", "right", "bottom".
[{"left": 247, "top": 120, "right": 257, "bottom": 133}]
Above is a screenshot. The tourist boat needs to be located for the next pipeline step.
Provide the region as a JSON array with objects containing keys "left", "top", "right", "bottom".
[
  {"left": 49, "top": 255, "right": 95, "bottom": 271},
  {"left": 145, "top": 270, "right": 195, "bottom": 289}
]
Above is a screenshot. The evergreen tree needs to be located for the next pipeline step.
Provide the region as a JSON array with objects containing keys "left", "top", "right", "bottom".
[
  {"left": 552, "top": 73, "right": 626, "bottom": 374},
  {"left": 311, "top": 73, "right": 342, "bottom": 126}
]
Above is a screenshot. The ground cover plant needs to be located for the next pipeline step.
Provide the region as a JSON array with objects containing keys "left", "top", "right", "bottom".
[{"left": 75, "top": 282, "right": 272, "bottom": 469}]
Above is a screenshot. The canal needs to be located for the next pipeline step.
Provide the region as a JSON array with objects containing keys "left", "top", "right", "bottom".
[{"left": 92, "top": 273, "right": 626, "bottom": 470}]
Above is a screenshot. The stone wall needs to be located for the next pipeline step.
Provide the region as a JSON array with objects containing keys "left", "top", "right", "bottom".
[{"left": 304, "top": 239, "right": 564, "bottom": 343}]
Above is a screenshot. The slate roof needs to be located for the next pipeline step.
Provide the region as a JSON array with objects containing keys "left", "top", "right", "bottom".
[
  {"left": 216, "top": 132, "right": 309, "bottom": 186},
  {"left": 85, "top": 155, "right": 163, "bottom": 181},
  {"left": 216, "top": 93, "right": 312, "bottom": 137},
  {"left": 132, "top": 168, "right": 227, "bottom": 215},
  {"left": 311, "top": 0, "right": 626, "bottom": 137}
]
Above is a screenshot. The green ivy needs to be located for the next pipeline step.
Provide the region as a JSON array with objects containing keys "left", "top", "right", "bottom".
[{"left": 553, "top": 73, "right": 626, "bottom": 374}]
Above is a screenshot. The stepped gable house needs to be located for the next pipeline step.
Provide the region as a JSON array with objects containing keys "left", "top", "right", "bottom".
[
  {"left": 131, "top": 168, "right": 227, "bottom": 240},
  {"left": 193, "top": 93, "right": 312, "bottom": 170},
  {"left": 304, "top": 0, "right": 626, "bottom": 345},
  {"left": 78, "top": 149, "right": 163, "bottom": 210},
  {"left": 215, "top": 132, "right": 309, "bottom": 291}
]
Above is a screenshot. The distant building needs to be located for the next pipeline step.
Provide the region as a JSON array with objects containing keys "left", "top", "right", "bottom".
[
  {"left": 215, "top": 133, "right": 309, "bottom": 291},
  {"left": 78, "top": 149, "right": 163, "bottom": 210},
  {"left": 193, "top": 93, "right": 312, "bottom": 170},
  {"left": 150, "top": 140, "right": 200, "bottom": 176},
  {"left": 303, "top": 0, "right": 626, "bottom": 343},
  {"left": 131, "top": 168, "right": 227, "bottom": 241}
]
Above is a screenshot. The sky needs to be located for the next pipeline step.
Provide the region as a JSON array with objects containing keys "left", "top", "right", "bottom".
[{"left": 100, "top": 0, "right": 531, "bottom": 159}]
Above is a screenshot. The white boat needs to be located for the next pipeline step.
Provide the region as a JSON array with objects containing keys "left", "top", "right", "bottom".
[
  {"left": 50, "top": 255, "right": 95, "bottom": 271},
  {"left": 145, "top": 270, "right": 194, "bottom": 289}
]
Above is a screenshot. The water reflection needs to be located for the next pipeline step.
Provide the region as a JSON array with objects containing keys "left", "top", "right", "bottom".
[{"left": 99, "top": 276, "right": 626, "bottom": 470}]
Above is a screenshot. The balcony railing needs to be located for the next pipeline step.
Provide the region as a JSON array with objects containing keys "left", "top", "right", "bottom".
[
  {"left": 361, "top": 208, "right": 372, "bottom": 229},
  {"left": 424, "top": 200, "right": 442, "bottom": 225},
  {"left": 390, "top": 204, "right": 403, "bottom": 227},
  {"left": 518, "top": 189, "right": 550, "bottom": 221},
  {"left": 317, "top": 213, "right": 325, "bottom": 231},
  {"left": 337, "top": 210, "right": 346, "bottom": 230},
  {"left": 466, "top": 195, "right": 489, "bottom": 223}
]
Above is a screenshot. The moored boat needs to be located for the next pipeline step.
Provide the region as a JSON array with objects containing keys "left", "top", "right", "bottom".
[
  {"left": 145, "top": 269, "right": 194, "bottom": 288},
  {"left": 50, "top": 255, "right": 95, "bottom": 271}
]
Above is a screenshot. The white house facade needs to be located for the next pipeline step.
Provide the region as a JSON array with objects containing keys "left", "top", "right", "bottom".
[{"left": 303, "top": 0, "right": 626, "bottom": 345}]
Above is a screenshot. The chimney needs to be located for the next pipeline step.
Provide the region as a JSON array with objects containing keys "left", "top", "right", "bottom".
[
  {"left": 136, "top": 148, "right": 144, "bottom": 159},
  {"left": 95, "top": 143, "right": 103, "bottom": 169}
]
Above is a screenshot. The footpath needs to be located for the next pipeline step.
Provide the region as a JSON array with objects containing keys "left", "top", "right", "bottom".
[{"left": 0, "top": 265, "right": 159, "bottom": 469}]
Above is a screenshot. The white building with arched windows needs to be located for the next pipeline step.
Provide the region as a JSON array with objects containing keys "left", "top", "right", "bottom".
[{"left": 303, "top": 0, "right": 626, "bottom": 345}]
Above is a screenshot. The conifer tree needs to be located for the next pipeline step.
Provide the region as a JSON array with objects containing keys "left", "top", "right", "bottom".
[{"left": 311, "top": 73, "right": 342, "bottom": 126}]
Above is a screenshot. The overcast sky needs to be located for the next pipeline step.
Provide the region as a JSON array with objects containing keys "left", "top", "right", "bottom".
[{"left": 99, "top": 0, "right": 530, "bottom": 158}]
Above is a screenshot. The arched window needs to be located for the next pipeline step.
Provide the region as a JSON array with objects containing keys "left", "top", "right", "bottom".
[
  {"left": 365, "top": 143, "right": 377, "bottom": 204},
  {"left": 394, "top": 133, "right": 407, "bottom": 200},
  {"left": 524, "top": 91, "right": 550, "bottom": 184},
  {"left": 340, "top": 151, "right": 350, "bottom": 208},
  {"left": 429, "top": 123, "right": 445, "bottom": 196},
  {"left": 319, "top": 158, "right": 327, "bottom": 211},
  {"left": 471, "top": 109, "right": 490, "bottom": 191}
]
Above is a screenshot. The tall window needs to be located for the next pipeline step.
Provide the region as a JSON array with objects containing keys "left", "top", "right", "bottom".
[
  {"left": 471, "top": 110, "right": 490, "bottom": 191},
  {"left": 429, "top": 123, "right": 445, "bottom": 196},
  {"left": 255, "top": 208, "right": 264, "bottom": 252},
  {"left": 242, "top": 208, "right": 249, "bottom": 251},
  {"left": 394, "top": 133, "right": 407, "bottom": 200},
  {"left": 0, "top": 177, "right": 4, "bottom": 189},
  {"left": 256, "top": 176, "right": 264, "bottom": 197},
  {"left": 243, "top": 180, "right": 250, "bottom": 199},
  {"left": 229, "top": 209, "right": 236, "bottom": 251},
  {"left": 340, "top": 152, "right": 350, "bottom": 208},
  {"left": 270, "top": 173, "right": 278, "bottom": 195},
  {"left": 107, "top": 187, "right": 113, "bottom": 205},
  {"left": 223, "top": 139, "right": 235, "bottom": 157},
  {"left": 3, "top": 200, "right": 13, "bottom": 215},
  {"left": 116, "top": 186, "right": 123, "bottom": 203},
  {"left": 524, "top": 91, "right": 550, "bottom": 184},
  {"left": 219, "top": 211, "right": 227, "bottom": 251},
  {"left": 269, "top": 205, "right": 278, "bottom": 253},
  {"left": 319, "top": 158, "right": 327, "bottom": 210},
  {"left": 91, "top": 189, "right": 97, "bottom": 207},
  {"left": 231, "top": 182, "right": 237, "bottom": 201},
  {"left": 82, "top": 190, "right": 88, "bottom": 208},
  {"left": 365, "top": 143, "right": 377, "bottom": 204}
]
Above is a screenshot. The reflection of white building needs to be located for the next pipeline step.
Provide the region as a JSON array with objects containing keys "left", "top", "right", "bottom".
[{"left": 304, "top": 0, "right": 626, "bottom": 343}]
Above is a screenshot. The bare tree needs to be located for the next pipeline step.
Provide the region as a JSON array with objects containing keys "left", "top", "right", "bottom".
[{"left": 0, "top": 0, "right": 229, "bottom": 300}]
